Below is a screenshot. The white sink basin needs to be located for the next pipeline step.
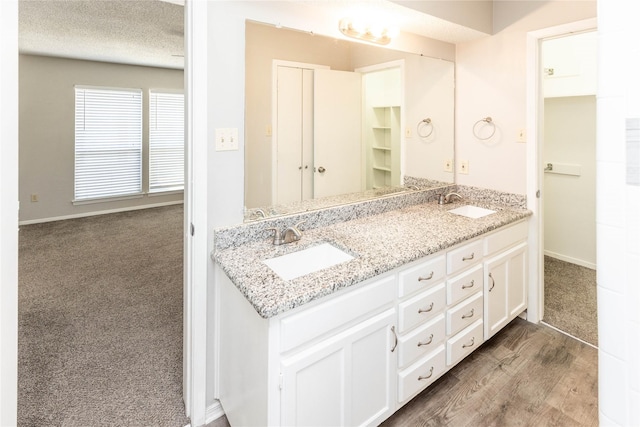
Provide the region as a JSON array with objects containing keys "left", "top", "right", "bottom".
[
  {"left": 448, "top": 205, "right": 496, "bottom": 219},
  {"left": 263, "top": 243, "right": 354, "bottom": 281}
]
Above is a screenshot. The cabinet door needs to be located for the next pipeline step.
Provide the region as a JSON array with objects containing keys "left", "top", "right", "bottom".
[
  {"left": 280, "top": 309, "right": 396, "bottom": 427},
  {"left": 484, "top": 243, "right": 528, "bottom": 339}
]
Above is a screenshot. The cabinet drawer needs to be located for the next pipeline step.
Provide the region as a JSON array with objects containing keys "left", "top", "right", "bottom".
[
  {"left": 398, "top": 255, "right": 446, "bottom": 298},
  {"left": 397, "top": 314, "right": 445, "bottom": 369},
  {"left": 446, "top": 291, "right": 483, "bottom": 336},
  {"left": 280, "top": 274, "right": 396, "bottom": 352},
  {"left": 484, "top": 220, "right": 528, "bottom": 256},
  {"left": 398, "top": 345, "right": 446, "bottom": 403},
  {"left": 447, "top": 319, "right": 483, "bottom": 366},
  {"left": 447, "top": 239, "right": 483, "bottom": 275},
  {"left": 398, "top": 283, "right": 446, "bottom": 334},
  {"left": 447, "top": 264, "right": 483, "bottom": 306}
]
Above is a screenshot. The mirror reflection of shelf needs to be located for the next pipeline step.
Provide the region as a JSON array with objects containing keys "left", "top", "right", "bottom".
[{"left": 368, "top": 105, "right": 400, "bottom": 190}]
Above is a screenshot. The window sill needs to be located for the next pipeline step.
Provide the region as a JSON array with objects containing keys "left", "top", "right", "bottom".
[{"left": 72, "top": 193, "right": 144, "bottom": 206}]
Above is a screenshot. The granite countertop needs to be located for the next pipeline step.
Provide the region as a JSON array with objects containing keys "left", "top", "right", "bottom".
[{"left": 213, "top": 200, "right": 532, "bottom": 319}]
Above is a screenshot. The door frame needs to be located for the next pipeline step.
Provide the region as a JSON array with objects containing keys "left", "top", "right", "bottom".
[
  {"left": 355, "top": 60, "right": 405, "bottom": 190},
  {"left": 525, "top": 17, "right": 597, "bottom": 324}
]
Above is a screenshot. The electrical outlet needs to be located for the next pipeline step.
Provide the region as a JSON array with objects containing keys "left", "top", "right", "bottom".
[
  {"left": 459, "top": 160, "right": 469, "bottom": 175},
  {"left": 405, "top": 127, "right": 412, "bottom": 138},
  {"left": 31, "top": 193, "right": 39, "bottom": 202},
  {"left": 517, "top": 129, "right": 527, "bottom": 143},
  {"left": 444, "top": 159, "right": 453, "bottom": 172}
]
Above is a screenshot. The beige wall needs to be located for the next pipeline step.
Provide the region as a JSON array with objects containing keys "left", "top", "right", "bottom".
[
  {"left": 454, "top": 1, "right": 597, "bottom": 194},
  {"left": 19, "top": 54, "right": 184, "bottom": 223},
  {"left": 544, "top": 96, "right": 596, "bottom": 268}
]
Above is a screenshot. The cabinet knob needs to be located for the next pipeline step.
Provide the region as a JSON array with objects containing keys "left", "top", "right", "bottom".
[
  {"left": 317, "top": 166, "right": 326, "bottom": 173},
  {"left": 418, "top": 302, "right": 434, "bottom": 314},
  {"left": 418, "top": 271, "right": 434, "bottom": 282},
  {"left": 462, "top": 337, "right": 475, "bottom": 348},
  {"left": 462, "top": 309, "right": 475, "bottom": 319},
  {"left": 390, "top": 326, "right": 398, "bottom": 352},
  {"left": 418, "top": 366, "right": 434, "bottom": 381},
  {"left": 417, "top": 334, "right": 434, "bottom": 347}
]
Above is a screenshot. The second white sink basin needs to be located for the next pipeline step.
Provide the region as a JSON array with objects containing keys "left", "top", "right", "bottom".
[
  {"left": 263, "top": 243, "right": 354, "bottom": 281},
  {"left": 448, "top": 205, "right": 496, "bottom": 219}
]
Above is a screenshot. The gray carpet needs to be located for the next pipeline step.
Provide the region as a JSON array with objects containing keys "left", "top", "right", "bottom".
[
  {"left": 18, "top": 205, "right": 189, "bottom": 427},
  {"left": 543, "top": 255, "right": 598, "bottom": 346}
]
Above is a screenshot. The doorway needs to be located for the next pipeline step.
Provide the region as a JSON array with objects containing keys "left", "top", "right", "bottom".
[
  {"left": 20, "top": 2, "right": 189, "bottom": 422},
  {"left": 540, "top": 30, "right": 598, "bottom": 347}
]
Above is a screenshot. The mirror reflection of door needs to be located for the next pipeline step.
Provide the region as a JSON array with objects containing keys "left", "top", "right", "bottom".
[
  {"left": 275, "top": 65, "right": 362, "bottom": 205},
  {"left": 313, "top": 69, "right": 362, "bottom": 199}
]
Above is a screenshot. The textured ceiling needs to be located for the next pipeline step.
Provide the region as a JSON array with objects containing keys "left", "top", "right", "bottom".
[
  {"left": 18, "top": 1, "right": 489, "bottom": 70},
  {"left": 19, "top": 0, "right": 184, "bottom": 70}
]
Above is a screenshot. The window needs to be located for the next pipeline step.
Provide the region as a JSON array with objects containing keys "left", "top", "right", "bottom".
[
  {"left": 74, "top": 86, "right": 142, "bottom": 201},
  {"left": 149, "top": 91, "right": 185, "bottom": 193}
]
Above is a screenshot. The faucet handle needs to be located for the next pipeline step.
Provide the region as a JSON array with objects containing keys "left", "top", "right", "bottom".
[
  {"left": 437, "top": 194, "right": 446, "bottom": 205},
  {"left": 267, "top": 227, "right": 284, "bottom": 245}
]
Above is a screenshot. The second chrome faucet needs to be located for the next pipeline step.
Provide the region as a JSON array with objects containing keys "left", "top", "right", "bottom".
[
  {"left": 438, "top": 192, "right": 463, "bottom": 205},
  {"left": 268, "top": 220, "right": 305, "bottom": 245}
]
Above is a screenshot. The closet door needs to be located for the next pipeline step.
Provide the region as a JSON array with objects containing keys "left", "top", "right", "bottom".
[
  {"left": 276, "top": 66, "right": 315, "bottom": 205},
  {"left": 314, "top": 69, "right": 362, "bottom": 199}
]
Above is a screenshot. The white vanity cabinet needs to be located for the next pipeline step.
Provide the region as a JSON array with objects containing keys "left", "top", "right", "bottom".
[
  {"left": 218, "top": 220, "right": 528, "bottom": 426},
  {"left": 483, "top": 221, "right": 528, "bottom": 339}
]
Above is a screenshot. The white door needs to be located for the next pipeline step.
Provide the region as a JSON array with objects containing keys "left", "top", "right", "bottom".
[
  {"left": 280, "top": 309, "right": 396, "bottom": 426},
  {"left": 276, "top": 66, "right": 304, "bottom": 205},
  {"left": 313, "top": 69, "right": 362, "bottom": 199}
]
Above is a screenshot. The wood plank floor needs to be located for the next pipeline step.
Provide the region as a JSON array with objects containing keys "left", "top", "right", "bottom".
[{"left": 208, "top": 318, "right": 598, "bottom": 427}]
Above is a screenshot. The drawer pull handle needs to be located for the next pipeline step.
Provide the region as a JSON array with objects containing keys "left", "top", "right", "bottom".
[
  {"left": 418, "top": 271, "right": 434, "bottom": 281},
  {"left": 418, "top": 367, "right": 434, "bottom": 381},
  {"left": 462, "top": 280, "right": 475, "bottom": 290},
  {"left": 417, "top": 334, "right": 434, "bottom": 347},
  {"left": 418, "top": 302, "right": 434, "bottom": 314},
  {"left": 462, "top": 309, "right": 475, "bottom": 319},
  {"left": 462, "top": 252, "right": 475, "bottom": 261},
  {"left": 390, "top": 326, "right": 398, "bottom": 353},
  {"left": 489, "top": 273, "right": 495, "bottom": 292},
  {"left": 462, "top": 337, "right": 475, "bottom": 348}
]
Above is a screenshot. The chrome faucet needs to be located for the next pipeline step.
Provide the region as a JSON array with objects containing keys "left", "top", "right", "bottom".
[
  {"left": 438, "top": 192, "right": 463, "bottom": 205},
  {"left": 268, "top": 220, "right": 305, "bottom": 245}
]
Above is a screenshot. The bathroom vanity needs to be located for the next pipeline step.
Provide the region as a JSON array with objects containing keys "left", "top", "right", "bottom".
[{"left": 213, "top": 191, "right": 531, "bottom": 426}]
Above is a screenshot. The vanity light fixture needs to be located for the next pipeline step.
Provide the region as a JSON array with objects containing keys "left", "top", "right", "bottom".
[{"left": 338, "top": 18, "right": 398, "bottom": 45}]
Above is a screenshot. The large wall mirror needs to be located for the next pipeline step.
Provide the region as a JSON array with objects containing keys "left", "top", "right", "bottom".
[{"left": 244, "top": 20, "right": 455, "bottom": 221}]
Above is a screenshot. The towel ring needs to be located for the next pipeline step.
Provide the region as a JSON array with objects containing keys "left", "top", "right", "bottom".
[
  {"left": 473, "top": 117, "right": 496, "bottom": 140},
  {"left": 417, "top": 118, "right": 433, "bottom": 138}
]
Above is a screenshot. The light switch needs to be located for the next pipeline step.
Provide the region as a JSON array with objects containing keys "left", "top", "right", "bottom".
[
  {"left": 444, "top": 159, "right": 453, "bottom": 172},
  {"left": 215, "top": 128, "right": 239, "bottom": 151},
  {"left": 517, "top": 129, "right": 527, "bottom": 143}
]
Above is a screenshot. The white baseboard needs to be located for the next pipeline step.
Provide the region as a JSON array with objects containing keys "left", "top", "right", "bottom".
[
  {"left": 544, "top": 250, "right": 596, "bottom": 270},
  {"left": 205, "top": 400, "right": 225, "bottom": 425},
  {"left": 18, "top": 200, "right": 183, "bottom": 225}
]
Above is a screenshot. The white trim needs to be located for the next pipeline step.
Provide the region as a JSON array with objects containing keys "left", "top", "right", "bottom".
[
  {"left": 525, "top": 17, "right": 597, "bottom": 325},
  {"left": 184, "top": 0, "right": 208, "bottom": 425},
  {"left": 205, "top": 401, "right": 226, "bottom": 425},
  {"left": 0, "top": 1, "right": 18, "bottom": 425},
  {"left": 18, "top": 200, "right": 183, "bottom": 226},
  {"left": 72, "top": 193, "right": 144, "bottom": 205},
  {"left": 271, "top": 60, "right": 330, "bottom": 206},
  {"left": 543, "top": 251, "right": 596, "bottom": 270}
]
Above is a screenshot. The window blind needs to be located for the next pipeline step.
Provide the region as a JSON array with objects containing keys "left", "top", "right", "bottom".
[
  {"left": 74, "top": 86, "right": 142, "bottom": 201},
  {"left": 149, "top": 91, "right": 185, "bottom": 193}
]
